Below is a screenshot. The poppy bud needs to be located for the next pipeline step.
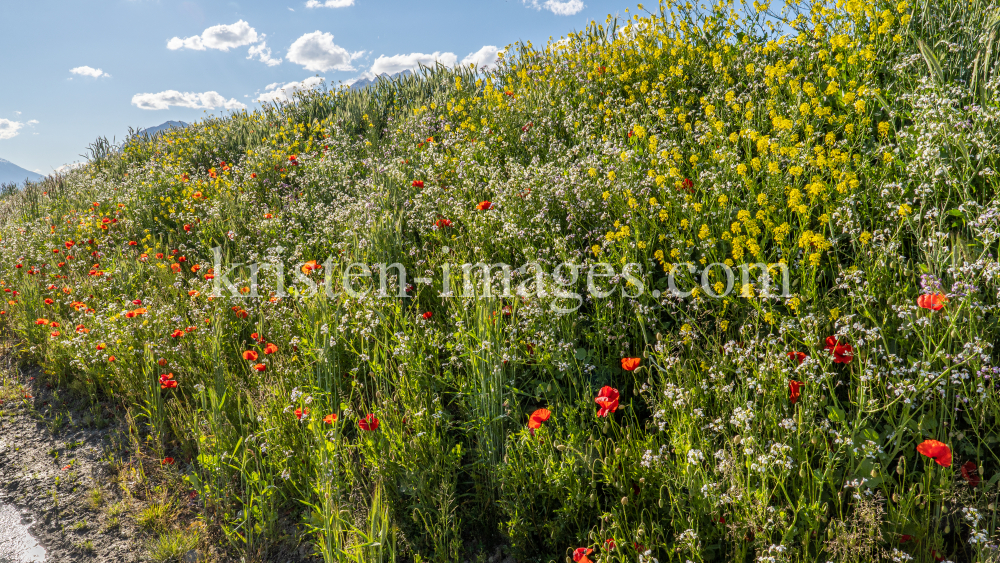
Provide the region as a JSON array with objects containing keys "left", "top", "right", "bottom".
[
  {"left": 892, "top": 493, "right": 899, "bottom": 503},
  {"left": 989, "top": 503, "right": 995, "bottom": 511},
  {"left": 871, "top": 468, "right": 879, "bottom": 478},
  {"left": 655, "top": 332, "right": 662, "bottom": 341},
  {"left": 897, "top": 457, "right": 905, "bottom": 474},
  {"left": 658, "top": 498, "right": 664, "bottom": 508},
  {"left": 944, "top": 525, "right": 950, "bottom": 534},
  {"left": 799, "top": 465, "right": 807, "bottom": 478},
  {"left": 620, "top": 496, "right": 628, "bottom": 505},
  {"left": 733, "top": 435, "right": 742, "bottom": 445},
  {"left": 614, "top": 447, "right": 622, "bottom": 456},
  {"left": 603, "top": 422, "right": 609, "bottom": 434}
]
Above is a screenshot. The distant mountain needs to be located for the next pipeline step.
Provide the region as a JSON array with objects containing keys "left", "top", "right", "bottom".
[
  {"left": 0, "top": 158, "right": 43, "bottom": 185},
  {"left": 349, "top": 70, "right": 412, "bottom": 91},
  {"left": 142, "top": 121, "right": 188, "bottom": 137}
]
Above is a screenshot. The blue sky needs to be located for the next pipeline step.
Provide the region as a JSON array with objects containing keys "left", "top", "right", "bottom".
[{"left": 0, "top": 0, "right": 637, "bottom": 174}]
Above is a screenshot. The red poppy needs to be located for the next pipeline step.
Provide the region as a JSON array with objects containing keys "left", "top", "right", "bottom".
[
  {"left": 128, "top": 241, "right": 137, "bottom": 246},
  {"left": 157, "top": 358, "right": 167, "bottom": 367},
  {"left": 159, "top": 373, "right": 177, "bottom": 389},
  {"left": 171, "top": 329, "right": 184, "bottom": 338},
  {"left": 786, "top": 351, "right": 806, "bottom": 364},
  {"left": 422, "top": 311, "right": 433, "bottom": 320},
  {"left": 96, "top": 343, "right": 106, "bottom": 350},
  {"left": 604, "top": 539, "right": 616, "bottom": 550},
  {"left": 35, "top": 318, "right": 48, "bottom": 325},
  {"left": 899, "top": 535, "right": 913, "bottom": 544},
  {"left": 358, "top": 414, "right": 380, "bottom": 431},
  {"left": 323, "top": 413, "right": 337, "bottom": 424},
  {"left": 823, "top": 336, "right": 854, "bottom": 363},
  {"left": 44, "top": 298, "right": 54, "bottom": 305},
  {"left": 917, "top": 439, "right": 952, "bottom": 467},
  {"left": 108, "top": 355, "right": 116, "bottom": 362},
  {"left": 301, "top": 260, "right": 320, "bottom": 274},
  {"left": 295, "top": 408, "right": 308, "bottom": 420},
  {"left": 162, "top": 457, "right": 175, "bottom": 465},
  {"left": 155, "top": 253, "right": 164, "bottom": 259},
  {"left": 572, "top": 548, "right": 593, "bottom": 563},
  {"left": 917, "top": 293, "right": 947, "bottom": 311},
  {"left": 621, "top": 357, "right": 640, "bottom": 371},
  {"left": 434, "top": 218, "right": 453, "bottom": 228},
  {"left": 263, "top": 343, "right": 278, "bottom": 355},
  {"left": 527, "top": 408, "right": 551, "bottom": 429},
  {"left": 961, "top": 461, "right": 980, "bottom": 487},
  {"left": 789, "top": 380, "right": 802, "bottom": 404},
  {"left": 253, "top": 363, "right": 266, "bottom": 372},
  {"left": 183, "top": 224, "right": 191, "bottom": 232},
  {"left": 243, "top": 350, "right": 259, "bottom": 361},
  {"left": 412, "top": 180, "right": 424, "bottom": 188},
  {"left": 682, "top": 178, "right": 694, "bottom": 190},
  {"left": 594, "top": 386, "right": 620, "bottom": 417},
  {"left": 50, "top": 331, "right": 60, "bottom": 337},
  {"left": 476, "top": 201, "right": 493, "bottom": 211}
]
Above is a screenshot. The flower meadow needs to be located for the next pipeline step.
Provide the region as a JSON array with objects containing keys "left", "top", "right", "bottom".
[{"left": 3, "top": 0, "right": 1000, "bottom": 560}]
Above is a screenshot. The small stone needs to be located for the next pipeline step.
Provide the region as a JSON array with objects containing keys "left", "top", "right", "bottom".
[{"left": 183, "top": 549, "right": 199, "bottom": 563}]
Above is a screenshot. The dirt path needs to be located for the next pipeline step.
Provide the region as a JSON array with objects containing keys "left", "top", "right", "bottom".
[{"left": 0, "top": 365, "right": 144, "bottom": 562}]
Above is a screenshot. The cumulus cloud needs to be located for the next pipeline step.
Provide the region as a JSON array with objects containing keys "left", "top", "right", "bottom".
[
  {"left": 27, "top": 120, "right": 39, "bottom": 125},
  {"left": 0, "top": 119, "right": 23, "bottom": 140},
  {"left": 131, "top": 91, "right": 247, "bottom": 111},
  {"left": 248, "top": 41, "right": 282, "bottom": 66},
  {"left": 305, "top": 0, "right": 354, "bottom": 6},
  {"left": 523, "top": 0, "right": 585, "bottom": 16},
  {"left": 371, "top": 51, "right": 458, "bottom": 75},
  {"left": 168, "top": 20, "right": 259, "bottom": 51},
  {"left": 461, "top": 46, "right": 502, "bottom": 70},
  {"left": 287, "top": 31, "right": 363, "bottom": 72},
  {"left": 256, "top": 77, "right": 325, "bottom": 103},
  {"left": 70, "top": 66, "right": 110, "bottom": 78}
]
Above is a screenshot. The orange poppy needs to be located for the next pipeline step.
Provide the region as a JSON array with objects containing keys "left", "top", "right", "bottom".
[
  {"left": 917, "top": 293, "right": 947, "bottom": 311},
  {"left": 242, "top": 350, "right": 259, "bottom": 361},
  {"left": 263, "top": 343, "right": 278, "bottom": 355},
  {"left": 476, "top": 200, "right": 493, "bottom": 211},
  {"left": 323, "top": 413, "right": 337, "bottom": 424},
  {"left": 527, "top": 408, "right": 551, "bottom": 429},
  {"left": 621, "top": 357, "right": 640, "bottom": 371},
  {"left": 572, "top": 548, "right": 593, "bottom": 563},
  {"left": 253, "top": 363, "right": 266, "bottom": 372},
  {"left": 916, "top": 439, "right": 952, "bottom": 467}
]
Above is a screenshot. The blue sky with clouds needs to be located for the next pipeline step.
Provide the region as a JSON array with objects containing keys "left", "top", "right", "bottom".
[{"left": 0, "top": 0, "right": 637, "bottom": 174}]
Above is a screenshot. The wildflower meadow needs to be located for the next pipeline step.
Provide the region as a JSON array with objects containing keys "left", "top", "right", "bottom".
[{"left": 2, "top": 0, "right": 1000, "bottom": 561}]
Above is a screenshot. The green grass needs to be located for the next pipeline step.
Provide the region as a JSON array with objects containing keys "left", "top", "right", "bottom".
[{"left": 2, "top": 0, "right": 1000, "bottom": 561}]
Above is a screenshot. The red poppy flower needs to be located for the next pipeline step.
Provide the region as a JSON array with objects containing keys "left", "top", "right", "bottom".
[
  {"left": 50, "top": 331, "right": 60, "bottom": 337},
  {"left": 108, "top": 355, "right": 116, "bottom": 362},
  {"left": 44, "top": 298, "right": 54, "bottom": 305},
  {"left": 594, "top": 386, "right": 620, "bottom": 417},
  {"left": 157, "top": 358, "right": 167, "bottom": 367},
  {"left": 323, "top": 413, "right": 337, "bottom": 424},
  {"left": 917, "top": 293, "right": 947, "bottom": 311},
  {"left": 527, "top": 408, "right": 551, "bottom": 429},
  {"left": 96, "top": 343, "right": 106, "bottom": 350},
  {"left": 243, "top": 350, "right": 259, "bottom": 361},
  {"left": 412, "top": 180, "right": 424, "bottom": 188},
  {"left": 162, "top": 457, "right": 175, "bottom": 465},
  {"left": 917, "top": 439, "right": 952, "bottom": 467},
  {"left": 263, "top": 343, "right": 278, "bottom": 355},
  {"left": 789, "top": 380, "right": 802, "bottom": 404},
  {"left": 35, "top": 318, "right": 48, "bottom": 325},
  {"left": 422, "top": 311, "right": 433, "bottom": 320},
  {"left": 621, "top": 357, "right": 640, "bottom": 371},
  {"left": 434, "top": 218, "right": 453, "bottom": 228},
  {"left": 961, "top": 461, "right": 980, "bottom": 487},
  {"left": 183, "top": 224, "right": 191, "bottom": 232},
  {"left": 253, "top": 363, "right": 266, "bottom": 372},
  {"left": 128, "top": 241, "right": 137, "bottom": 246},
  {"left": 823, "top": 336, "right": 854, "bottom": 363},
  {"left": 604, "top": 539, "right": 616, "bottom": 550},
  {"left": 358, "top": 414, "right": 380, "bottom": 431},
  {"left": 899, "top": 535, "right": 913, "bottom": 544},
  {"left": 155, "top": 253, "right": 164, "bottom": 259},
  {"left": 786, "top": 351, "right": 806, "bottom": 364},
  {"left": 476, "top": 201, "right": 493, "bottom": 211},
  {"left": 171, "top": 329, "right": 184, "bottom": 338},
  {"left": 572, "top": 548, "right": 593, "bottom": 563},
  {"left": 159, "top": 373, "right": 177, "bottom": 389},
  {"left": 295, "top": 408, "right": 308, "bottom": 420},
  {"left": 301, "top": 260, "right": 320, "bottom": 274}
]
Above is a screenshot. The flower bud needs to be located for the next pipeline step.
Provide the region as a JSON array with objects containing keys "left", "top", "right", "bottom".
[{"left": 621, "top": 496, "right": 628, "bottom": 505}]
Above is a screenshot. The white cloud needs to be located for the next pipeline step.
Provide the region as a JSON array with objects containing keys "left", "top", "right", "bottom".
[
  {"left": 27, "top": 120, "right": 39, "bottom": 125},
  {"left": 131, "top": 91, "right": 247, "bottom": 111},
  {"left": 287, "top": 31, "right": 363, "bottom": 72},
  {"left": 248, "top": 41, "right": 282, "bottom": 66},
  {"left": 305, "top": 0, "right": 354, "bottom": 7},
  {"left": 0, "top": 119, "right": 23, "bottom": 140},
  {"left": 371, "top": 51, "right": 457, "bottom": 75},
  {"left": 168, "top": 20, "right": 258, "bottom": 51},
  {"left": 523, "top": 0, "right": 585, "bottom": 15},
  {"left": 70, "top": 66, "right": 110, "bottom": 78},
  {"left": 461, "top": 46, "right": 502, "bottom": 70},
  {"left": 256, "top": 77, "right": 325, "bottom": 103}
]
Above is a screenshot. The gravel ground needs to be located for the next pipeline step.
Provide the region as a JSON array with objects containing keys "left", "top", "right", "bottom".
[{"left": 0, "top": 366, "right": 144, "bottom": 563}]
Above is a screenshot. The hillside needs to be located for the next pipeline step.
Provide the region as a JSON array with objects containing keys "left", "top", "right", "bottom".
[{"left": 0, "top": 1, "right": 999, "bottom": 562}]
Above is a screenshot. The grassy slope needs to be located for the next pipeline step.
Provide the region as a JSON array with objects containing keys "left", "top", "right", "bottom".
[{"left": 2, "top": 0, "right": 1000, "bottom": 561}]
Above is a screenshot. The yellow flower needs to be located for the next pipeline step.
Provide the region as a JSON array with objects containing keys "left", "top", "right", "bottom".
[{"left": 591, "top": 245, "right": 601, "bottom": 256}]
